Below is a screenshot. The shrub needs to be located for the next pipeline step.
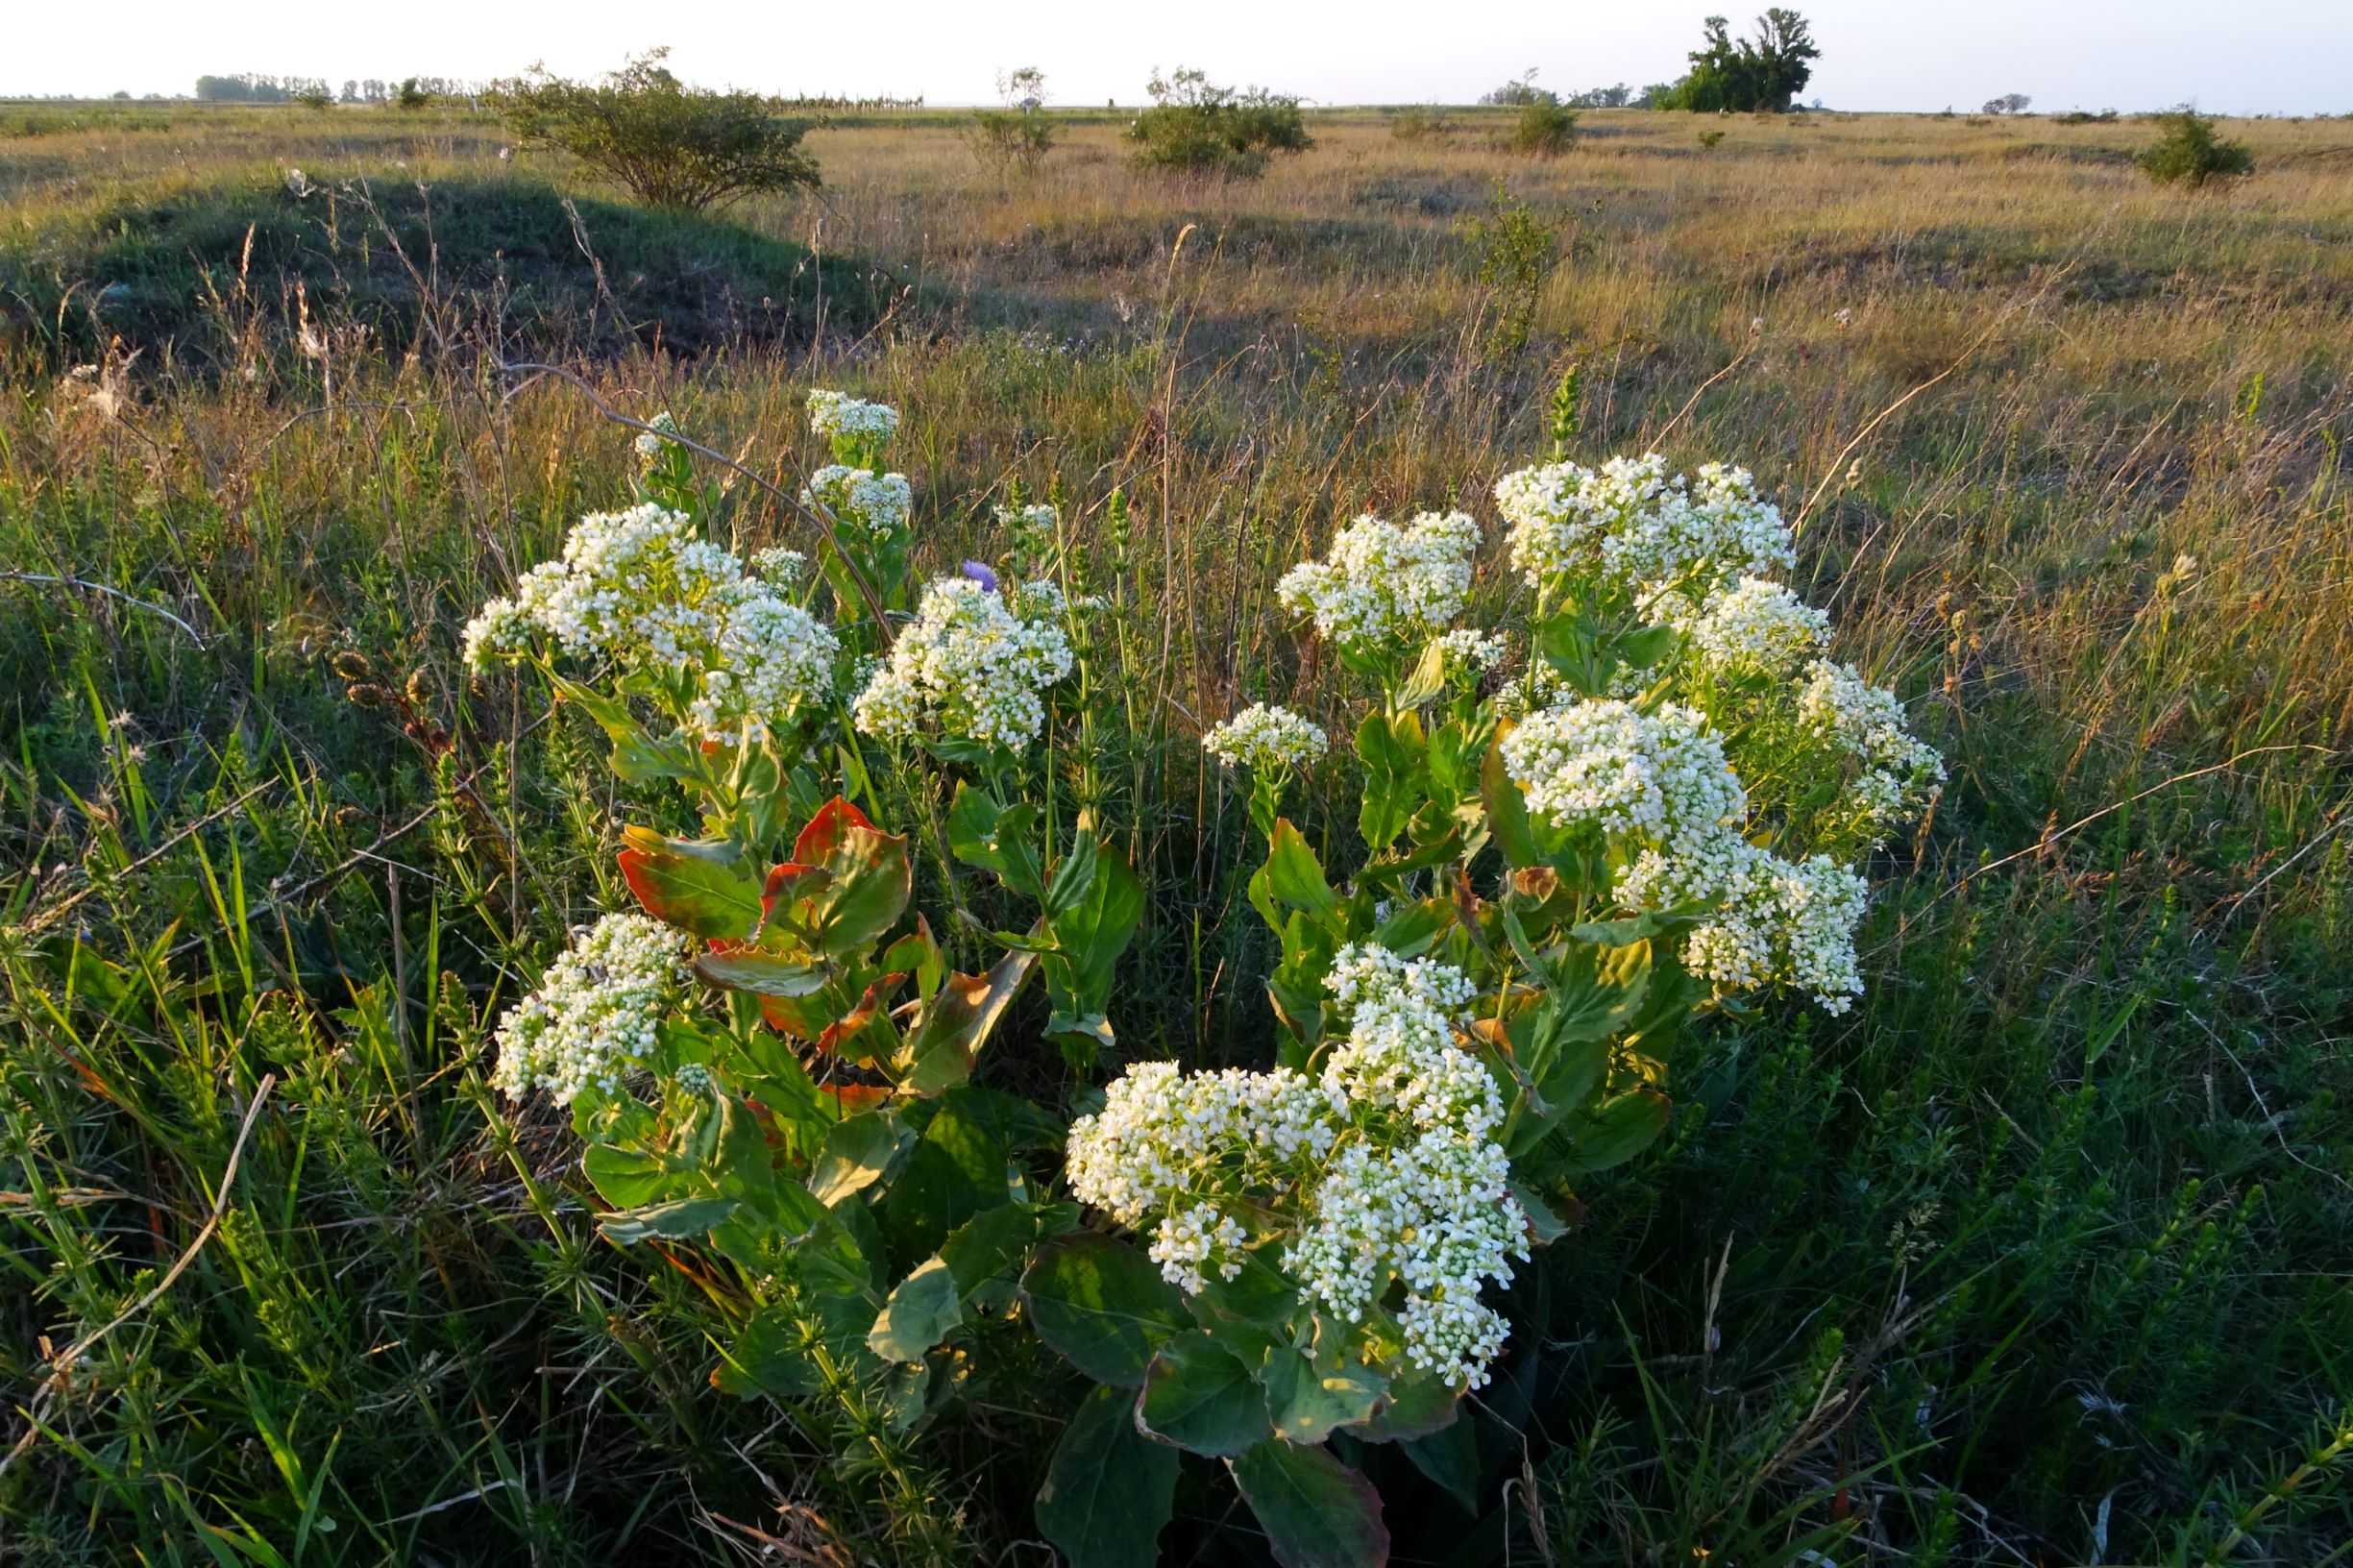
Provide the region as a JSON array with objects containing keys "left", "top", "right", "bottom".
[
  {"left": 1127, "top": 66, "right": 1310, "bottom": 178},
  {"left": 2141, "top": 107, "right": 2254, "bottom": 188},
  {"left": 395, "top": 76, "right": 430, "bottom": 110},
  {"left": 1389, "top": 103, "right": 1453, "bottom": 140},
  {"left": 968, "top": 66, "right": 1055, "bottom": 175},
  {"left": 1699, "top": 128, "right": 1727, "bottom": 150},
  {"left": 491, "top": 49, "right": 821, "bottom": 212},
  {"left": 1508, "top": 93, "right": 1580, "bottom": 155},
  {"left": 1662, "top": 8, "right": 1820, "bottom": 112}
]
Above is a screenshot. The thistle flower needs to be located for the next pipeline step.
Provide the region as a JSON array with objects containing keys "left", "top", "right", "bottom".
[
  {"left": 1203, "top": 703, "right": 1328, "bottom": 772},
  {"left": 491, "top": 914, "right": 686, "bottom": 1106},
  {"left": 1276, "top": 509, "right": 1480, "bottom": 654},
  {"left": 851, "top": 576, "right": 1074, "bottom": 751}
]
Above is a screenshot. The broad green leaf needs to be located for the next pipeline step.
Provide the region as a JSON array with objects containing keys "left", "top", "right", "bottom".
[
  {"left": 1186, "top": 1251, "right": 1300, "bottom": 1365},
  {"left": 868, "top": 1258, "right": 964, "bottom": 1362},
  {"left": 1260, "top": 1345, "right": 1385, "bottom": 1444},
  {"left": 1356, "top": 1369, "right": 1465, "bottom": 1444},
  {"left": 1139, "top": 1333, "right": 1274, "bottom": 1457},
  {"left": 895, "top": 949, "right": 1035, "bottom": 1095},
  {"left": 1041, "top": 846, "right": 1145, "bottom": 1058},
  {"left": 790, "top": 797, "right": 913, "bottom": 955},
  {"left": 947, "top": 784, "right": 1046, "bottom": 901},
  {"left": 1043, "top": 828, "right": 1101, "bottom": 920},
  {"left": 711, "top": 1305, "right": 822, "bottom": 1399},
  {"left": 1403, "top": 1416, "right": 1483, "bottom": 1512},
  {"left": 1611, "top": 621, "right": 1681, "bottom": 670},
  {"left": 939, "top": 1201, "right": 1044, "bottom": 1292},
  {"left": 580, "top": 1141, "right": 681, "bottom": 1210},
  {"left": 874, "top": 1093, "right": 1008, "bottom": 1262},
  {"left": 808, "top": 1111, "right": 915, "bottom": 1207},
  {"left": 617, "top": 828, "right": 764, "bottom": 941},
  {"left": 1355, "top": 710, "right": 1426, "bottom": 850},
  {"left": 1511, "top": 1181, "right": 1571, "bottom": 1244},
  {"left": 597, "top": 1195, "right": 738, "bottom": 1245},
  {"left": 1036, "top": 1383, "right": 1178, "bottom": 1568},
  {"left": 1557, "top": 1088, "right": 1672, "bottom": 1175},
  {"left": 1262, "top": 819, "right": 1338, "bottom": 919},
  {"left": 1544, "top": 939, "right": 1654, "bottom": 1046},
  {"left": 1227, "top": 1440, "right": 1389, "bottom": 1568},
  {"left": 1021, "top": 1233, "right": 1188, "bottom": 1386},
  {"left": 1481, "top": 736, "right": 1540, "bottom": 869},
  {"left": 1395, "top": 636, "right": 1452, "bottom": 711}
]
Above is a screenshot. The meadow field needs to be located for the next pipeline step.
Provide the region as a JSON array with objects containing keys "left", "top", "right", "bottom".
[{"left": 3, "top": 98, "right": 2353, "bottom": 1564}]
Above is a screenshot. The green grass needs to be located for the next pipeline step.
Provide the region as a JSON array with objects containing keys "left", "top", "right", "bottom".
[{"left": 4, "top": 101, "right": 2352, "bottom": 1565}]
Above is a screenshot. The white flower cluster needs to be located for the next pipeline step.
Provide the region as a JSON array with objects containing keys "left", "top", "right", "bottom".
[
  {"left": 633, "top": 410, "right": 679, "bottom": 460},
  {"left": 460, "top": 503, "right": 839, "bottom": 741},
  {"left": 997, "top": 501, "right": 1059, "bottom": 554},
  {"left": 1203, "top": 703, "right": 1329, "bottom": 772},
  {"left": 850, "top": 576, "right": 1074, "bottom": 750},
  {"left": 750, "top": 546, "right": 807, "bottom": 585},
  {"left": 1501, "top": 700, "right": 1746, "bottom": 840},
  {"left": 1066, "top": 946, "right": 1528, "bottom": 1389},
  {"left": 1434, "top": 627, "right": 1507, "bottom": 677},
  {"left": 1800, "top": 660, "right": 1947, "bottom": 840},
  {"left": 806, "top": 388, "right": 900, "bottom": 452},
  {"left": 1494, "top": 453, "right": 1794, "bottom": 600},
  {"left": 1667, "top": 576, "right": 1829, "bottom": 676},
  {"left": 802, "top": 465, "right": 913, "bottom": 541},
  {"left": 1276, "top": 510, "right": 1480, "bottom": 652},
  {"left": 491, "top": 914, "right": 685, "bottom": 1106},
  {"left": 1507, "top": 699, "right": 1872, "bottom": 1012}
]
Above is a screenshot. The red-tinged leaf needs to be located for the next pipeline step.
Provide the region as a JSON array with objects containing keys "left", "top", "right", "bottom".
[
  {"left": 1227, "top": 1441, "right": 1389, "bottom": 1568},
  {"left": 820, "top": 1082, "right": 893, "bottom": 1115},
  {"left": 792, "top": 796, "right": 882, "bottom": 866},
  {"left": 760, "top": 991, "right": 833, "bottom": 1039},
  {"left": 696, "top": 944, "right": 832, "bottom": 996},
  {"left": 759, "top": 862, "right": 833, "bottom": 944},
  {"left": 895, "top": 950, "right": 1035, "bottom": 1095},
  {"left": 617, "top": 828, "right": 765, "bottom": 941},
  {"left": 818, "top": 972, "right": 907, "bottom": 1062}
]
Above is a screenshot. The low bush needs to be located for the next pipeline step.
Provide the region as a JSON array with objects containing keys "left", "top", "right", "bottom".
[
  {"left": 1508, "top": 93, "right": 1580, "bottom": 155},
  {"left": 1389, "top": 104, "right": 1454, "bottom": 141},
  {"left": 491, "top": 49, "right": 821, "bottom": 212},
  {"left": 2142, "top": 107, "right": 2255, "bottom": 187},
  {"left": 968, "top": 67, "right": 1055, "bottom": 175},
  {"left": 1127, "top": 66, "right": 1311, "bottom": 179}
]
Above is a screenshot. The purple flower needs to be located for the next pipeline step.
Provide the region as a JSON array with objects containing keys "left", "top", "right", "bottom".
[{"left": 961, "top": 560, "right": 1000, "bottom": 593}]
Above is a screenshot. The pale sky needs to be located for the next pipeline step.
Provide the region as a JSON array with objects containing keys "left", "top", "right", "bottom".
[{"left": 9, "top": 0, "right": 2349, "bottom": 115}]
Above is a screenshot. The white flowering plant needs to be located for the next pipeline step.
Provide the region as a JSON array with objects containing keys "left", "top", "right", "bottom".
[
  {"left": 1022, "top": 436, "right": 1946, "bottom": 1565},
  {"left": 463, "top": 383, "right": 1944, "bottom": 1568}
]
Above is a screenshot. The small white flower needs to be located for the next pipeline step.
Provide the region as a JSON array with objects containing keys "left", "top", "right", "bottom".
[
  {"left": 1276, "top": 510, "right": 1480, "bottom": 653},
  {"left": 1666, "top": 576, "right": 1828, "bottom": 676},
  {"left": 806, "top": 388, "right": 901, "bottom": 453},
  {"left": 1501, "top": 699, "right": 1745, "bottom": 839},
  {"left": 1203, "top": 703, "right": 1327, "bottom": 772},
  {"left": 1493, "top": 453, "right": 1794, "bottom": 600},
  {"left": 491, "top": 914, "right": 686, "bottom": 1106},
  {"left": 851, "top": 576, "right": 1074, "bottom": 751}
]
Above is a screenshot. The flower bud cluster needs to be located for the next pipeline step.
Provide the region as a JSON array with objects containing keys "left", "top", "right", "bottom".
[
  {"left": 1799, "top": 660, "right": 1947, "bottom": 842},
  {"left": 461, "top": 503, "right": 838, "bottom": 742},
  {"left": 1204, "top": 703, "right": 1329, "bottom": 772},
  {"left": 1276, "top": 510, "right": 1480, "bottom": 653},
  {"left": 1494, "top": 453, "right": 1795, "bottom": 600},
  {"left": 491, "top": 914, "right": 686, "bottom": 1106},
  {"left": 851, "top": 576, "right": 1075, "bottom": 751},
  {"left": 1066, "top": 946, "right": 1528, "bottom": 1389}
]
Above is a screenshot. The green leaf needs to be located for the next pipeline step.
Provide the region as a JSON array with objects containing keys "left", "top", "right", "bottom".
[
  {"left": 1041, "top": 845, "right": 1145, "bottom": 1058},
  {"left": 1036, "top": 1383, "right": 1178, "bottom": 1568},
  {"left": 1262, "top": 819, "right": 1338, "bottom": 919},
  {"left": 1021, "top": 1233, "right": 1189, "bottom": 1386},
  {"left": 1482, "top": 737, "right": 1540, "bottom": 869},
  {"left": 1044, "top": 828, "right": 1101, "bottom": 920},
  {"left": 939, "top": 1201, "right": 1043, "bottom": 1293},
  {"left": 1403, "top": 1417, "right": 1483, "bottom": 1512},
  {"left": 1511, "top": 1181, "right": 1570, "bottom": 1244},
  {"left": 868, "top": 1258, "right": 964, "bottom": 1362},
  {"left": 895, "top": 949, "right": 1036, "bottom": 1094},
  {"left": 1139, "top": 1333, "right": 1274, "bottom": 1457},
  {"left": 1227, "top": 1440, "right": 1389, "bottom": 1568},
  {"left": 1395, "top": 636, "right": 1452, "bottom": 711},
  {"left": 808, "top": 1111, "right": 915, "bottom": 1207},
  {"left": 580, "top": 1141, "right": 681, "bottom": 1210},
  {"left": 1544, "top": 939, "right": 1654, "bottom": 1046},
  {"left": 1355, "top": 710, "right": 1426, "bottom": 850},
  {"left": 598, "top": 1196, "right": 739, "bottom": 1245},
  {"left": 1356, "top": 1370, "right": 1465, "bottom": 1444},
  {"left": 710, "top": 1306, "right": 821, "bottom": 1399},
  {"left": 1557, "top": 1088, "right": 1672, "bottom": 1175},
  {"left": 1261, "top": 1346, "right": 1385, "bottom": 1444},
  {"left": 617, "top": 828, "right": 764, "bottom": 941},
  {"left": 947, "top": 784, "right": 1046, "bottom": 901}
]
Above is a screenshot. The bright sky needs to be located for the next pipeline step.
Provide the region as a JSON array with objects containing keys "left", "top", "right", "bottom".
[{"left": 9, "top": 0, "right": 2349, "bottom": 115}]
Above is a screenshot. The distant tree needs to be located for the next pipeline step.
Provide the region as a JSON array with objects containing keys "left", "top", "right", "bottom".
[
  {"left": 1982, "top": 93, "right": 2032, "bottom": 115},
  {"left": 1663, "top": 10, "right": 1820, "bottom": 112},
  {"left": 491, "top": 49, "right": 822, "bottom": 211},
  {"left": 969, "top": 66, "right": 1055, "bottom": 174},
  {"left": 297, "top": 88, "right": 332, "bottom": 110},
  {"left": 1564, "top": 83, "right": 1634, "bottom": 109},
  {"left": 2140, "top": 107, "right": 2254, "bottom": 188},
  {"left": 396, "top": 77, "right": 430, "bottom": 110},
  {"left": 1481, "top": 69, "right": 1549, "bottom": 108},
  {"left": 1127, "top": 66, "right": 1311, "bottom": 178}
]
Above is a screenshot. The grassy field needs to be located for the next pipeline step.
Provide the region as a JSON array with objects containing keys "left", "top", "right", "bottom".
[{"left": 4, "top": 99, "right": 2353, "bottom": 1565}]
